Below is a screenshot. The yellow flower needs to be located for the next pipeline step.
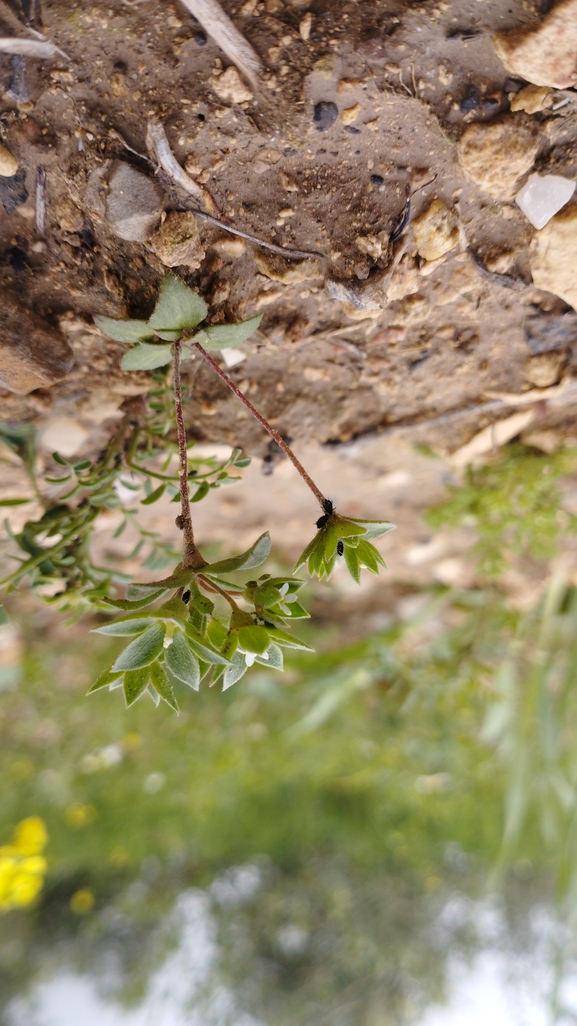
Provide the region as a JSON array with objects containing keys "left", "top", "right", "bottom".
[
  {"left": 70, "top": 888, "right": 95, "bottom": 915},
  {"left": 65, "top": 803, "right": 97, "bottom": 829},
  {"left": 0, "top": 817, "right": 48, "bottom": 913}
]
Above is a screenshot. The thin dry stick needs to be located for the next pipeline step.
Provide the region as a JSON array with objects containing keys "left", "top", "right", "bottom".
[
  {"left": 173, "top": 341, "right": 206, "bottom": 569},
  {"left": 193, "top": 342, "right": 327, "bottom": 507},
  {"left": 176, "top": 0, "right": 263, "bottom": 87}
]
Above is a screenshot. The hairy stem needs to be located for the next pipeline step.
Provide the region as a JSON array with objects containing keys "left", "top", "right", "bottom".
[
  {"left": 198, "top": 574, "right": 238, "bottom": 610},
  {"left": 193, "top": 342, "right": 327, "bottom": 507},
  {"left": 173, "top": 341, "right": 206, "bottom": 569}
]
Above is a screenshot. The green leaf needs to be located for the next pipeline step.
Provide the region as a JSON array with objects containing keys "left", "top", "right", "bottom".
[
  {"left": 126, "top": 583, "right": 169, "bottom": 602},
  {"left": 124, "top": 667, "right": 150, "bottom": 707},
  {"left": 121, "top": 343, "right": 173, "bottom": 372},
  {"left": 113, "top": 623, "right": 165, "bottom": 671},
  {"left": 148, "top": 273, "right": 208, "bottom": 331},
  {"left": 191, "top": 480, "right": 210, "bottom": 503},
  {"left": 254, "top": 584, "right": 284, "bottom": 608},
  {"left": 348, "top": 518, "right": 396, "bottom": 540},
  {"left": 193, "top": 595, "right": 214, "bottom": 615},
  {"left": 344, "top": 545, "right": 360, "bottom": 584},
  {"left": 294, "top": 534, "right": 321, "bottom": 571},
  {"left": 202, "top": 315, "right": 263, "bottom": 351},
  {"left": 165, "top": 632, "right": 200, "bottom": 689},
  {"left": 105, "top": 590, "right": 168, "bottom": 611},
  {"left": 94, "top": 315, "right": 153, "bottom": 343},
  {"left": 222, "top": 651, "right": 248, "bottom": 691},
  {"left": 266, "top": 626, "right": 314, "bottom": 651},
  {"left": 52, "top": 452, "right": 70, "bottom": 466},
  {"left": 255, "top": 642, "right": 283, "bottom": 670},
  {"left": 204, "top": 532, "right": 271, "bottom": 574},
  {"left": 156, "top": 330, "right": 181, "bottom": 341},
  {"left": 185, "top": 625, "right": 232, "bottom": 665},
  {"left": 141, "top": 483, "right": 166, "bottom": 506},
  {"left": 356, "top": 539, "right": 385, "bottom": 573},
  {"left": 92, "top": 617, "right": 155, "bottom": 637},
  {"left": 150, "top": 660, "right": 179, "bottom": 712},
  {"left": 238, "top": 625, "right": 271, "bottom": 655},
  {"left": 87, "top": 664, "right": 124, "bottom": 694},
  {"left": 0, "top": 498, "right": 30, "bottom": 507}
]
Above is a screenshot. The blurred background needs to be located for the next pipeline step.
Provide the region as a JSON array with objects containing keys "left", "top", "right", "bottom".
[{"left": 2, "top": 436, "right": 577, "bottom": 1026}]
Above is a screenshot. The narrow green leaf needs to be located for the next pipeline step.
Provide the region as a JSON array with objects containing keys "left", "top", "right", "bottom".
[
  {"left": 141, "top": 483, "right": 166, "bottom": 506},
  {"left": 105, "top": 590, "right": 168, "bottom": 611},
  {"left": 94, "top": 315, "right": 153, "bottom": 343},
  {"left": 124, "top": 667, "right": 150, "bottom": 707},
  {"left": 356, "top": 539, "right": 384, "bottom": 573},
  {"left": 191, "top": 480, "right": 210, "bottom": 503},
  {"left": 121, "top": 343, "right": 173, "bottom": 372},
  {"left": 266, "top": 627, "right": 314, "bottom": 651},
  {"left": 87, "top": 664, "right": 123, "bottom": 694},
  {"left": 52, "top": 452, "right": 70, "bottom": 466},
  {"left": 222, "top": 651, "right": 248, "bottom": 691},
  {"left": 113, "top": 623, "right": 165, "bottom": 671},
  {"left": 202, "top": 315, "right": 262, "bottom": 351},
  {"left": 165, "top": 632, "right": 200, "bottom": 689},
  {"left": 344, "top": 545, "right": 361, "bottom": 584},
  {"left": 0, "top": 498, "right": 30, "bottom": 507},
  {"left": 185, "top": 624, "right": 232, "bottom": 665},
  {"left": 150, "top": 660, "right": 179, "bottom": 712},
  {"left": 204, "top": 532, "right": 271, "bottom": 574},
  {"left": 148, "top": 273, "right": 208, "bottom": 331},
  {"left": 126, "top": 583, "right": 170, "bottom": 602},
  {"left": 92, "top": 617, "right": 154, "bottom": 636},
  {"left": 348, "top": 518, "right": 396, "bottom": 540},
  {"left": 294, "top": 534, "right": 321, "bottom": 571}
]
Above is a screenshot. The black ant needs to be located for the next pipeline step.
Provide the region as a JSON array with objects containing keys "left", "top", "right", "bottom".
[
  {"left": 337, "top": 540, "right": 344, "bottom": 556},
  {"left": 316, "top": 498, "right": 334, "bottom": 529}
]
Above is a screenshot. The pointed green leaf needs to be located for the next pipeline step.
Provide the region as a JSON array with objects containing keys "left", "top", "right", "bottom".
[
  {"left": 141, "top": 483, "right": 166, "bottom": 506},
  {"left": 356, "top": 538, "right": 384, "bottom": 573},
  {"left": 283, "top": 601, "right": 309, "bottom": 619},
  {"left": 238, "top": 625, "right": 271, "bottom": 655},
  {"left": 104, "top": 590, "right": 168, "bottom": 611},
  {"left": 94, "top": 315, "right": 153, "bottom": 343},
  {"left": 124, "top": 667, "right": 150, "bottom": 707},
  {"left": 204, "top": 532, "right": 271, "bottom": 574},
  {"left": 121, "top": 343, "right": 173, "bottom": 372},
  {"left": 255, "top": 642, "right": 283, "bottom": 670},
  {"left": 92, "top": 616, "right": 155, "bottom": 636},
  {"left": 113, "top": 623, "right": 165, "bottom": 671},
  {"left": 185, "top": 624, "right": 232, "bottom": 665},
  {"left": 126, "top": 583, "right": 171, "bottom": 602},
  {"left": 165, "top": 632, "right": 200, "bottom": 689},
  {"left": 266, "top": 627, "right": 314, "bottom": 651},
  {"left": 222, "top": 650, "right": 248, "bottom": 691},
  {"left": 156, "top": 330, "right": 181, "bottom": 341},
  {"left": 0, "top": 498, "right": 30, "bottom": 507},
  {"left": 87, "top": 664, "right": 123, "bottom": 694},
  {"left": 148, "top": 273, "right": 208, "bottom": 330},
  {"left": 150, "top": 660, "right": 179, "bottom": 712},
  {"left": 294, "top": 533, "right": 322, "bottom": 572},
  {"left": 202, "top": 315, "right": 263, "bottom": 351},
  {"left": 348, "top": 518, "right": 396, "bottom": 540},
  {"left": 344, "top": 545, "right": 361, "bottom": 583}
]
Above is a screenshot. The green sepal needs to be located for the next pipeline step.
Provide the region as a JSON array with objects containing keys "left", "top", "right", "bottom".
[
  {"left": 150, "top": 660, "right": 179, "bottom": 712},
  {"left": 113, "top": 622, "right": 165, "bottom": 671},
  {"left": 124, "top": 666, "right": 150, "bottom": 706}
]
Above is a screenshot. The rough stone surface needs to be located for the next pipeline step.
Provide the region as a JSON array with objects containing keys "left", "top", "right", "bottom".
[
  {"left": 493, "top": 0, "right": 577, "bottom": 88},
  {"left": 0, "top": 143, "right": 18, "bottom": 177},
  {"left": 313, "top": 101, "right": 338, "bottom": 131},
  {"left": 529, "top": 204, "right": 577, "bottom": 310},
  {"left": 458, "top": 117, "right": 541, "bottom": 199},
  {"left": 0, "top": 295, "right": 74, "bottom": 394},
  {"left": 525, "top": 351, "right": 566, "bottom": 387},
  {"left": 211, "top": 66, "right": 252, "bottom": 104},
  {"left": 412, "top": 199, "right": 459, "bottom": 261},
  {"left": 254, "top": 252, "right": 323, "bottom": 283},
  {"left": 105, "top": 161, "right": 164, "bottom": 242},
  {"left": 516, "top": 172, "right": 575, "bottom": 229},
  {"left": 510, "top": 85, "right": 553, "bottom": 113},
  {"left": 150, "top": 211, "right": 206, "bottom": 268}
]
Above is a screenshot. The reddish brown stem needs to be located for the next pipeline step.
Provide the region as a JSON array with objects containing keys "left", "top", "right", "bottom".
[
  {"left": 193, "top": 342, "right": 327, "bottom": 507},
  {"left": 173, "top": 341, "right": 206, "bottom": 569}
]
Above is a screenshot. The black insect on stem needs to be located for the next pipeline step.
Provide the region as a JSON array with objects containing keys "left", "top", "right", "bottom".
[{"left": 316, "top": 500, "right": 334, "bottom": 530}]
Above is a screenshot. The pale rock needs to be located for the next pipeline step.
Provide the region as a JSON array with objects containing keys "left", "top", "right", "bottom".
[
  {"left": 253, "top": 288, "right": 283, "bottom": 309},
  {"left": 0, "top": 294, "right": 74, "bottom": 395},
  {"left": 457, "top": 117, "right": 541, "bottom": 199},
  {"left": 515, "top": 172, "right": 575, "bottom": 229},
  {"left": 355, "top": 234, "right": 382, "bottom": 260},
  {"left": 254, "top": 251, "right": 322, "bottom": 283},
  {"left": 39, "top": 417, "right": 88, "bottom": 457},
  {"left": 53, "top": 197, "right": 84, "bottom": 233},
  {"left": 510, "top": 85, "right": 553, "bottom": 113},
  {"left": 340, "top": 301, "right": 381, "bottom": 319},
  {"left": 492, "top": 0, "right": 577, "bottom": 88},
  {"left": 388, "top": 294, "right": 431, "bottom": 326},
  {"left": 221, "top": 347, "right": 246, "bottom": 368},
  {"left": 0, "top": 142, "right": 18, "bottom": 177},
  {"left": 280, "top": 171, "right": 299, "bottom": 192},
  {"left": 386, "top": 255, "right": 421, "bottom": 302},
  {"left": 412, "top": 199, "right": 458, "bottom": 261},
  {"left": 211, "top": 237, "right": 246, "bottom": 258},
  {"left": 520, "top": 428, "right": 563, "bottom": 454},
  {"left": 212, "top": 66, "right": 253, "bottom": 104},
  {"left": 105, "top": 162, "right": 164, "bottom": 242},
  {"left": 337, "top": 78, "right": 360, "bottom": 94},
  {"left": 299, "top": 12, "right": 312, "bottom": 40},
  {"left": 340, "top": 102, "right": 361, "bottom": 126},
  {"left": 150, "top": 210, "right": 205, "bottom": 268},
  {"left": 252, "top": 147, "right": 282, "bottom": 174},
  {"left": 432, "top": 261, "right": 481, "bottom": 306},
  {"left": 525, "top": 350, "right": 566, "bottom": 387},
  {"left": 450, "top": 409, "right": 535, "bottom": 468},
  {"left": 529, "top": 204, "right": 577, "bottom": 309},
  {"left": 312, "top": 54, "right": 338, "bottom": 79}
]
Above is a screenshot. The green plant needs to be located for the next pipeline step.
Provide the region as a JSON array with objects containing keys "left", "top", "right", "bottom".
[
  {"left": 1, "top": 274, "right": 394, "bottom": 710},
  {"left": 426, "top": 443, "right": 577, "bottom": 578}
]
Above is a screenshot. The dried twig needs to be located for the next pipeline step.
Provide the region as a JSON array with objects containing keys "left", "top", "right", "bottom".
[
  {"left": 35, "top": 166, "right": 46, "bottom": 236},
  {"left": 146, "top": 120, "right": 220, "bottom": 215},
  {"left": 0, "top": 0, "right": 46, "bottom": 39},
  {"left": 0, "top": 36, "right": 69, "bottom": 59},
  {"left": 176, "top": 0, "right": 263, "bottom": 87}
]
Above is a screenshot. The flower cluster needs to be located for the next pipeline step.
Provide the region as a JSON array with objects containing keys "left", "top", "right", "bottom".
[{"left": 0, "top": 816, "right": 48, "bottom": 912}]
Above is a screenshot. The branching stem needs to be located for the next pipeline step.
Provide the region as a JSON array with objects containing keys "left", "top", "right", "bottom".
[
  {"left": 173, "top": 341, "right": 207, "bottom": 570},
  {"left": 193, "top": 342, "right": 327, "bottom": 508}
]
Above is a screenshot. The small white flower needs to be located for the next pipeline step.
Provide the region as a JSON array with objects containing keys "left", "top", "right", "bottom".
[{"left": 244, "top": 652, "right": 257, "bottom": 667}]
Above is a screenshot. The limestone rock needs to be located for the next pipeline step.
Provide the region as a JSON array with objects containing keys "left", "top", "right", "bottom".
[
  {"left": 150, "top": 211, "right": 205, "bottom": 268},
  {"left": 525, "top": 351, "right": 566, "bottom": 387},
  {"left": 492, "top": 0, "right": 577, "bottom": 88},
  {"left": 412, "top": 199, "right": 458, "bottom": 261},
  {"left": 254, "top": 251, "right": 322, "bottom": 283},
  {"left": 211, "top": 66, "right": 252, "bottom": 104},
  {"left": 458, "top": 117, "right": 541, "bottom": 199},
  {"left": 0, "top": 142, "right": 18, "bottom": 177},
  {"left": 529, "top": 204, "right": 577, "bottom": 310},
  {"left": 340, "top": 103, "right": 361, "bottom": 126},
  {"left": 510, "top": 85, "right": 553, "bottom": 113},
  {"left": 53, "top": 196, "right": 84, "bottom": 234},
  {"left": 105, "top": 161, "right": 164, "bottom": 242},
  {"left": 386, "top": 255, "right": 420, "bottom": 302},
  {"left": 0, "top": 295, "right": 74, "bottom": 394}
]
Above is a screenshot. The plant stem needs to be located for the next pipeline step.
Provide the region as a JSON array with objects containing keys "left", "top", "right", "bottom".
[
  {"left": 193, "top": 342, "right": 327, "bottom": 508},
  {"left": 173, "top": 341, "right": 206, "bottom": 570},
  {"left": 198, "top": 574, "right": 238, "bottom": 610}
]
